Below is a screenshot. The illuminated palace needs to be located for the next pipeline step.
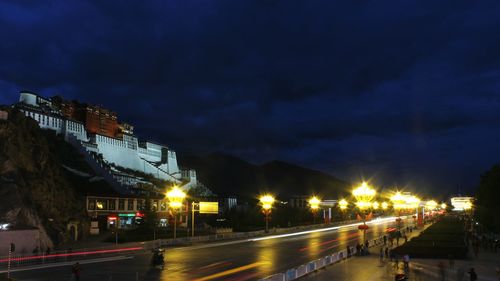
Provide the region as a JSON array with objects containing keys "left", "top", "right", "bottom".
[{"left": 14, "top": 91, "right": 197, "bottom": 194}]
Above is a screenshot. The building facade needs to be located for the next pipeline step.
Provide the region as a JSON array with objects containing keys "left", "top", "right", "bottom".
[{"left": 15, "top": 91, "right": 197, "bottom": 193}]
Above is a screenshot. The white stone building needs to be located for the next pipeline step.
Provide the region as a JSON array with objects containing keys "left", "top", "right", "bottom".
[{"left": 14, "top": 91, "right": 197, "bottom": 193}]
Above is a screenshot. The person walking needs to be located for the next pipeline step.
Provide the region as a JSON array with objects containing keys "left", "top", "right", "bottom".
[
  {"left": 72, "top": 262, "right": 81, "bottom": 281},
  {"left": 467, "top": 267, "right": 477, "bottom": 281},
  {"left": 403, "top": 254, "right": 410, "bottom": 270},
  {"left": 383, "top": 235, "right": 387, "bottom": 245},
  {"left": 385, "top": 247, "right": 389, "bottom": 259}
]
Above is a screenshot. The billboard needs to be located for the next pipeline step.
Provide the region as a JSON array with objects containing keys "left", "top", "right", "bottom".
[{"left": 199, "top": 202, "right": 219, "bottom": 214}]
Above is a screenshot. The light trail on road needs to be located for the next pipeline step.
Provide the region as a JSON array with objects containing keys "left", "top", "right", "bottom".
[{"left": 249, "top": 216, "right": 399, "bottom": 241}]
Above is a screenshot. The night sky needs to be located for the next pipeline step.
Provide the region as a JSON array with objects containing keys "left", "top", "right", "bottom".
[{"left": 2, "top": 1, "right": 500, "bottom": 195}]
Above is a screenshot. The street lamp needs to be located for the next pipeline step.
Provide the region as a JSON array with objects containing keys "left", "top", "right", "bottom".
[
  {"left": 338, "top": 199, "right": 348, "bottom": 211},
  {"left": 166, "top": 186, "right": 186, "bottom": 241},
  {"left": 381, "top": 202, "right": 389, "bottom": 210},
  {"left": 308, "top": 196, "right": 321, "bottom": 224},
  {"left": 352, "top": 182, "right": 376, "bottom": 243},
  {"left": 425, "top": 200, "right": 438, "bottom": 210},
  {"left": 372, "top": 202, "right": 380, "bottom": 210},
  {"left": 391, "top": 192, "right": 407, "bottom": 231},
  {"left": 259, "top": 194, "right": 275, "bottom": 233}
]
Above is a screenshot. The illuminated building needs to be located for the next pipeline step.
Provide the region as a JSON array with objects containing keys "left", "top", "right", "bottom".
[{"left": 14, "top": 91, "right": 197, "bottom": 193}]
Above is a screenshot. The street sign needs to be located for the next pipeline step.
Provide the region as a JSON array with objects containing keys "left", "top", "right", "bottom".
[{"left": 199, "top": 202, "right": 218, "bottom": 214}]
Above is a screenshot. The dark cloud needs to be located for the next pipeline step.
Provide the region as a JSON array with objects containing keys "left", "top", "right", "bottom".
[{"left": 1, "top": 0, "right": 500, "bottom": 194}]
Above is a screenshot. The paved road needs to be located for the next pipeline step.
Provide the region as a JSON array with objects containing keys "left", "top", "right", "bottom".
[{"left": 11, "top": 218, "right": 402, "bottom": 281}]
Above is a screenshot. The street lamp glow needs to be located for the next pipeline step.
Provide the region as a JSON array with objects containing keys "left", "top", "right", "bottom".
[
  {"left": 441, "top": 203, "right": 447, "bottom": 209},
  {"left": 425, "top": 200, "right": 438, "bottom": 210},
  {"left": 381, "top": 202, "right": 389, "bottom": 210},
  {"left": 372, "top": 202, "right": 380, "bottom": 210},
  {"left": 463, "top": 201, "right": 472, "bottom": 211},
  {"left": 259, "top": 194, "right": 275, "bottom": 233},
  {"left": 338, "top": 199, "right": 348, "bottom": 210},
  {"left": 259, "top": 195, "right": 275, "bottom": 210},
  {"left": 166, "top": 186, "right": 186, "bottom": 209},
  {"left": 352, "top": 182, "right": 376, "bottom": 210},
  {"left": 309, "top": 196, "right": 321, "bottom": 210},
  {"left": 407, "top": 196, "right": 421, "bottom": 210},
  {"left": 390, "top": 192, "right": 407, "bottom": 210},
  {"left": 166, "top": 186, "right": 187, "bottom": 241}
]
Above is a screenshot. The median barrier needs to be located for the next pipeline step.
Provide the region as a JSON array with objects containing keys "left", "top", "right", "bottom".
[
  {"left": 306, "top": 261, "right": 316, "bottom": 272},
  {"left": 285, "top": 268, "right": 297, "bottom": 280},
  {"left": 313, "top": 258, "right": 324, "bottom": 269},
  {"left": 324, "top": 255, "right": 332, "bottom": 265},
  {"left": 296, "top": 264, "right": 307, "bottom": 277}
]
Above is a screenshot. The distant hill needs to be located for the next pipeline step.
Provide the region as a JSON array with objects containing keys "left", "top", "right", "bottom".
[{"left": 178, "top": 153, "right": 350, "bottom": 201}]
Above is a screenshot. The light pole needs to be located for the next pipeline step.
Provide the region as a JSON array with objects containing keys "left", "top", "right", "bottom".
[
  {"left": 166, "top": 186, "right": 186, "bottom": 242},
  {"left": 308, "top": 196, "right": 321, "bottom": 224},
  {"left": 338, "top": 199, "right": 348, "bottom": 221},
  {"left": 259, "top": 195, "right": 275, "bottom": 233},
  {"left": 352, "top": 182, "right": 376, "bottom": 243},
  {"left": 391, "top": 192, "right": 406, "bottom": 232}
]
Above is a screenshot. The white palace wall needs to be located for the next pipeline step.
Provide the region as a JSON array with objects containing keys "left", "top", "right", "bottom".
[{"left": 17, "top": 92, "right": 185, "bottom": 184}]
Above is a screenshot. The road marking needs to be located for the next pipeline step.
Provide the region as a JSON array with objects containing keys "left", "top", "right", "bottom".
[
  {"left": 191, "top": 262, "right": 268, "bottom": 281},
  {"left": 0, "top": 255, "right": 133, "bottom": 273}
]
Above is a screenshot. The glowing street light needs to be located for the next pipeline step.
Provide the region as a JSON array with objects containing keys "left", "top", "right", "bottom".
[
  {"left": 352, "top": 182, "right": 376, "bottom": 243},
  {"left": 309, "top": 196, "right": 320, "bottom": 210},
  {"left": 372, "top": 202, "right": 380, "bottom": 210},
  {"left": 353, "top": 182, "right": 376, "bottom": 210},
  {"left": 441, "top": 203, "right": 447, "bottom": 210},
  {"left": 338, "top": 199, "right": 348, "bottom": 210},
  {"left": 381, "top": 202, "right": 389, "bottom": 210},
  {"left": 259, "top": 194, "right": 275, "bottom": 233},
  {"left": 463, "top": 201, "right": 472, "bottom": 211},
  {"left": 309, "top": 196, "right": 321, "bottom": 224},
  {"left": 391, "top": 191, "right": 408, "bottom": 231},
  {"left": 166, "top": 186, "right": 186, "bottom": 240},
  {"left": 425, "top": 200, "right": 438, "bottom": 210}
]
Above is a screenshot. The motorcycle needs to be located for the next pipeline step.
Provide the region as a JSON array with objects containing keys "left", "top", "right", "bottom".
[{"left": 151, "top": 248, "right": 165, "bottom": 270}]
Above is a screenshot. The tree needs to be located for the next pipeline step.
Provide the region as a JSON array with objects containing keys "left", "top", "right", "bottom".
[{"left": 476, "top": 164, "right": 500, "bottom": 232}]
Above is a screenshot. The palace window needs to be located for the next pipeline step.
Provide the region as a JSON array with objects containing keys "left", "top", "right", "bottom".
[
  {"left": 108, "top": 199, "right": 116, "bottom": 210},
  {"left": 118, "top": 199, "right": 125, "bottom": 210}
]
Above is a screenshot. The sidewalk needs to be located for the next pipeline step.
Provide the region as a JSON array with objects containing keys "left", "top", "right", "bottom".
[{"left": 302, "top": 225, "right": 500, "bottom": 281}]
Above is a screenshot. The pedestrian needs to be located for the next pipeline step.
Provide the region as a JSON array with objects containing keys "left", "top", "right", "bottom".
[
  {"left": 467, "top": 267, "right": 477, "bottom": 281},
  {"left": 404, "top": 235, "right": 408, "bottom": 244},
  {"left": 403, "top": 254, "right": 410, "bottom": 270},
  {"left": 347, "top": 245, "right": 351, "bottom": 257},
  {"left": 71, "top": 262, "right": 81, "bottom": 281},
  {"left": 379, "top": 247, "right": 384, "bottom": 262},
  {"left": 385, "top": 247, "right": 389, "bottom": 259},
  {"left": 383, "top": 235, "right": 387, "bottom": 245}
]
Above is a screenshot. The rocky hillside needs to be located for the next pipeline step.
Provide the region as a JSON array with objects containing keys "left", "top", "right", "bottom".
[
  {"left": 178, "top": 153, "right": 350, "bottom": 201},
  {"left": 0, "top": 109, "right": 114, "bottom": 247}
]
